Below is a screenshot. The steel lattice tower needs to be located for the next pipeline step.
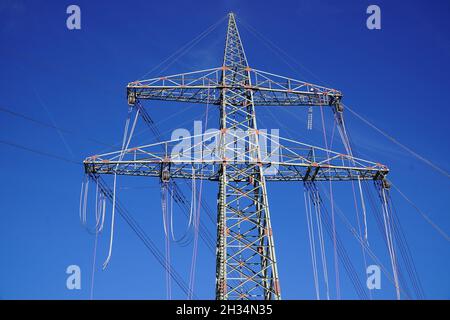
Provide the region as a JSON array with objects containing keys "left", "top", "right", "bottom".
[
  {"left": 84, "top": 13, "right": 390, "bottom": 300},
  {"left": 215, "top": 14, "right": 280, "bottom": 300}
]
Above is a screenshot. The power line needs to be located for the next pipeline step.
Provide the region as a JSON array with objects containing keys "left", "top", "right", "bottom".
[
  {"left": 238, "top": 16, "right": 449, "bottom": 181},
  {"left": 93, "top": 175, "right": 195, "bottom": 298},
  {"left": 390, "top": 182, "right": 450, "bottom": 242},
  {"left": 343, "top": 103, "right": 450, "bottom": 180},
  {"left": 34, "top": 90, "right": 75, "bottom": 159},
  {"left": 0, "top": 139, "right": 81, "bottom": 165},
  {"left": 0, "top": 106, "right": 111, "bottom": 147},
  {"left": 0, "top": 137, "right": 194, "bottom": 298},
  {"left": 1, "top": 101, "right": 218, "bottom": 272},
  {"left": 138, "top": 14, "right": 227, "bottom": 80}
]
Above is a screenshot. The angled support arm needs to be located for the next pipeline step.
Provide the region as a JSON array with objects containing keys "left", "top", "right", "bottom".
[
  {"left": 84, "top": 132, "right": 389, "bottom": 182},
  {"left": 249, "top": 68, "right": 342, "bottom": 107},
  {"left": 127, "top": 68, "right": 223, "bottom": 105},
  {"left": 126, "top": 67, "right": 343, "bottom": 107}
]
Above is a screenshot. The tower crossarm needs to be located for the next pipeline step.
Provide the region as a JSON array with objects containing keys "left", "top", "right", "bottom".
[
  {"left": 127, "top": 68, "right": 223, "bottom": 105},
  {"left": 248, "top": 68, "right": 342, "bottom": 107},
  {"left": 84, "top": 158, "right": 387, "bottom": 182},
  {"left": 83, "top": 132, "right": 388, "bottom": 182},
  {"left": 127, "top": 68, "right": 341, "bottom": 107}
]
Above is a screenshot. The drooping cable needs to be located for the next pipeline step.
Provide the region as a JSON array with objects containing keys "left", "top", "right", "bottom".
[
  {"left": 161, "top": 182, "right": 172, "bottom": 299},
  {"left": 335, "top": 107, "right": 423, "bottom": 297},
  {"left": 310, "top": 186, "right": 331, "bottom": 300},
  {"left": 364, "top": 181, "right": 410, "bottom": 296},
  {"left": 1, "top": 132, "right": 194, "bottom": 297},
  {"left": 135, "top": 101, "right": 216, "bottom": 253},
  {"left": 79, "top": 176, "right": 107, "bottom": 236},
  {"left": 319, "top": 106, "right": 339, "bottom": 299},
  {"left": 303, "top": 188, "right": 320, "bottom": 299},
  {"left": 357, "top": 178, "right": 369, "bottom": 243},
  {"left": 91, "top": 174, "right": 196, "bottom": 298},
  {"left": 90, "top": 226, "right": 99, "bottom": 300},
  {"left": 305, "top": 182, "right": 369, "bottom": 299},
  {"left": 388, "top": 193, "right": 426, "bottom": 299},
  {"left": 320, "top": 182, "right": 413, "bottom": 299},
  {"left": 365, "top": 180, "right": 424, "bottom": 299},
  {"left": 102, "top": 107, "right": 140, "bottom": 269},
  {"left": 332, "top": 106, "right": 375, "bottom": 299},
  {"left": 102, "top": 173, "right": 117, "bottom": 270},
  {"left": 335, "top": 112, "right": 401, "bottom": 299},
  {"left": 349, "top": 177, "right": 372, "bottom": 299},
  {"left": 169, "top": 171, "right": 194, "bottom": 246},
  {"left": 188, "top": 86, "right": 211, "bottom": 299},
  {"left": 187, "top": 168, "right": 198, "bottom": 299},
  {"left": 89, "top": 183, "right": 103, "bottom": 300},
  {"left": 79, "top": 177, "right": 88, "bottom": 225},
  {"left": 377, "top": 183, "right": 401, "bottom": 300},
  {"left": 96, "top": 192, "right": 106, "bottom": 233},
  {"left": 333, "top": 105, "right": 422, "bottom": 299}
]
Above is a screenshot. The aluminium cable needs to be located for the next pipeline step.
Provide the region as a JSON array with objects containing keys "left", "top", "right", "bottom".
[
  {"left": 320, "top": 105, "right": 340, "bottom": 299},
  {"left": 168, "top": 172, "right": 195, "bottom": 245},
  {"left": 305, "top": 182, "right": 369, "bottom": 299},
  {"left": 343, "top": 103, "right": 450, "bottom": 180},
  {"left": 303, "top": 188, "right": 320, "bottom": 299},
  {"left": 138, "top": 14, "right": 228, "bottom": 81},
  {"left": 388, "top": 194, "right": 426, "bottom": 299},
  {"left": 320, "top": 181, "right": 414, "bottom": 299},
  {"left": 92, "top": 174, "right": 195, "bottom": 298},
  {"left": 0, "top": 137, "right": 194, "bottom": 297},
  {"left": 134, "top": 101, "right": 216, "bottom": 251},
  {"left": 308, "top": 184, "right": 331, "bottom": 300},
  {"left": 188, "top": 86, "right": 211, "bottom": 299},
  {"left": 102, "top": 107, "right": 140, "bottom": 269}
]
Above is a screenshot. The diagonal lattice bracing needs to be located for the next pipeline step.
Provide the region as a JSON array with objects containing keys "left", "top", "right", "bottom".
[
  {"left": 85, "top": 12, "right": 389, "bottom": 300},
  {"left": 127, "top": 67, "right": 341, "bottom": 107},
  {"left": 84, "top": 131, "right": 389, "bottom": 183}
]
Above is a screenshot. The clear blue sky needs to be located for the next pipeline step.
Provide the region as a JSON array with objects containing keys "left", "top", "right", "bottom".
[{"left": 0, "top": 0, "right": 449, "bottom": 299}]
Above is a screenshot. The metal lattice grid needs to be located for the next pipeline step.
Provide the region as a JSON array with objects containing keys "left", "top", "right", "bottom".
[{"left": 84, "top": 13, "right": 389, "bottom": 300}]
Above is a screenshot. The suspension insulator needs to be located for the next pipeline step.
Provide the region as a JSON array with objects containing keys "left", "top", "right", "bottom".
[
  {"left": 128, "top": 92, "right": 136, "bottom": 105},
  {"left": 161, "top": 169, "right": 170, "bottom": 182},
  {"left": 382, "top": 178, "right": 391, "bottom": 189},
  {"left": 335, "top": 102, "right": 344, "bottom": 113}
]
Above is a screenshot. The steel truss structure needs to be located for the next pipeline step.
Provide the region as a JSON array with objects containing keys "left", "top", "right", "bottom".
[{"left": 84, "top": 13, "right": 389, "bottom": 300}]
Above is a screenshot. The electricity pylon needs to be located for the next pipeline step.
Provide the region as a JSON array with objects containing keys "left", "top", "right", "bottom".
[{"left": 84, "top": 13, "right": 389, "bottom": 300}]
